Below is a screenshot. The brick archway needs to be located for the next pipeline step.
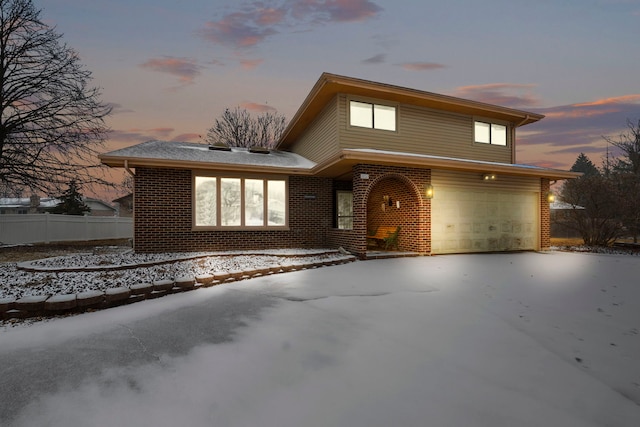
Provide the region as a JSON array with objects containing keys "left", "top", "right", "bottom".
[{"left": 353, "top": 165, "right": 431, "bottom": 256}]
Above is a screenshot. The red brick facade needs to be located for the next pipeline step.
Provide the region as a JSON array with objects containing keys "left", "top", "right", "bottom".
[
  {"left": 134, "top": 166, "right": 549, "bottom": 256},
  {"left": 540, "top": 178, "right": 551, "bottom": 251},
  {"left": 134, "top": 167, "right": 333, "bottom": 253}
]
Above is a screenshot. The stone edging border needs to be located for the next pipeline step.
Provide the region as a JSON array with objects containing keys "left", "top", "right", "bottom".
[{"left": 1, "top": 255, "right": 357, "bottom": 320}]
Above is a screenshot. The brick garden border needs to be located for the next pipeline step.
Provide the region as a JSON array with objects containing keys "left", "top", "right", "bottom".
[{"left": 1, "top": 254, "right": 357, "bottom": 320}]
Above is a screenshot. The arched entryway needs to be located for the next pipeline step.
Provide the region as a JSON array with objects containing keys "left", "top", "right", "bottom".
[{"left": 364, "top": 174, "right": 425, "bottom": 253}]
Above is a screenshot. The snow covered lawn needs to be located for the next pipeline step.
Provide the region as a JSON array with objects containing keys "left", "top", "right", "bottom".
[
  {"left": 1, "top": 252, "right": 639, "bottom": 426},
  {"left": 0, "top": 249, "right": 351, "bottom": 300}
]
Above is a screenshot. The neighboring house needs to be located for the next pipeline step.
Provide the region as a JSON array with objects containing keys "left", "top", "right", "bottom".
[
  {"left": 100, "top": 73, "right": 579, "bottom": 257},
  {"left": 0, "top": 196, "right": 117, "bottom": 216},
  {"left": 0, "top": 196, "right": 59, "bottom": 214},
  {"left": 112, "top": 193, "right": 134, "bottom": 217},
  {"left": 84, "top": 198, "right": 118, "bottom": 217}
]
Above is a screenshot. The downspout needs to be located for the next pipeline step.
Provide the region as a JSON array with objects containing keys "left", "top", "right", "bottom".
[
  {"left": 124, "top": 159, "right": 135, "bottom": 178},
  {"left": 512, "top": 115, "right": 530, "bottom": 163},
  {"left": 124, "top": 160, "right": 135, "bottom": 249}
]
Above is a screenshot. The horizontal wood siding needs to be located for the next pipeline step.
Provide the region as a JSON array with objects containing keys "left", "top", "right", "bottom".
[
  {"left": 291, "top": 96, "right": 339, "bottom": 163},
  {"left": 432, "top": 169, "right": 540, "bottom": 192},
  {"left": 338, "top": 94, "right": 513, "bottom": 164}
]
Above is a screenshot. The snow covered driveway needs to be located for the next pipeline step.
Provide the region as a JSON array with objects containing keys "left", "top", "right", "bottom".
[{"left": 1, "top": 252, "right": 639, "bottom": 426}]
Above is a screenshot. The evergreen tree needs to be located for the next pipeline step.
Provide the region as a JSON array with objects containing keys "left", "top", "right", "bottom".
[
  {"left": 50, "top": 180, "right": 90, "bottom": 215},
  {"left": 570, "top": 153, "right": 599, "bottom": 177}
]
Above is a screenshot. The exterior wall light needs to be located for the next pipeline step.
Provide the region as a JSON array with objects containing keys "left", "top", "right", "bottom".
[
  {"left": 482, "top": 173, "right": 497, "bottom": 181},
  {"left": 425, "top": 184, "right": 434, "bottom": 199},
  {"left": 546, "top": 191, "right": 556, "bottom": 203}
]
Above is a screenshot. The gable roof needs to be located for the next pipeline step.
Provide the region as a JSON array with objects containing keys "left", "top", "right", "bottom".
[{"left": 277, "top": 73, "right": 545, "bottom": 151}]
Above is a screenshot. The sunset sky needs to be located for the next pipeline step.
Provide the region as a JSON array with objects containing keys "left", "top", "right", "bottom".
[{"left": 39, "top": 0, "right": 640, "bottom": 199}]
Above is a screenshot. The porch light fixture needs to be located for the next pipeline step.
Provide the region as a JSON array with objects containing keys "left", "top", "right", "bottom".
[
  {"left": 482, "top": 173, "right": 497, "bottom": 181},
  {"left": 546, "top": 191, "right": 556, "bottom": 203},
  {"left": 425, "top": 184, "right": 434, "bottom": 199}
]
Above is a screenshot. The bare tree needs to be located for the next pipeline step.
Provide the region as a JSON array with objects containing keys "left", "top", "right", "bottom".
[
  {"left": 561, "top": 173, "right": 622, "bottom": 246},
  {"left": 604, "top": 119, "right": 640, "bottom": 242},
  {"left": 605, "top": 119, "right": 640, "bottom": 175},
  {"left": 205, "top": 107, "right": 287, "bottom": 149},
  {"left": 0, "top": 0, "right": 111, "bottom": 194}
]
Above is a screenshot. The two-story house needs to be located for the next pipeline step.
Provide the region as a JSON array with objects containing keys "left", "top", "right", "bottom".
[{"left": 99, "top": 73, "right": 579, "bottom": 258}]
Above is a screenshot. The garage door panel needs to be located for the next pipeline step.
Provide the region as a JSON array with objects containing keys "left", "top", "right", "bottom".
[{"left": 432, "top": 188, "right": 538, "bottom": 254}]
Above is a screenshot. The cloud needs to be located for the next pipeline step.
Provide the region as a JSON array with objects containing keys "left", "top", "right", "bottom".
[
  {"left": 362, "top": 53, "right": 386, "bottom": 64},
  {"left": 573, "top": 94, "right": 640, "bottom": 107},
  {"left": 171, "top": 133, "right": 202, "bottom": 142},
  {"left": 199, "top": 9, "right": 280, "bottom": 48},
  {"left": 199, "top": 0, "right": 382, "bottom": 49},
  {"left": 240, "top": 58, "right": 264, "bottom": 70},
  {"left": 139, "top": 57, "right": 202, "bottom": 84},
  {"left": 514, "top": 93, "right": 640, "bottom": 168},
  {"left": 241, "top": 102, "right": 277, "bottom": 113},
  {"left": 106, "top": 103, "right": 135, "bottom": 115},
  {"left": 522, "top": 94, "right": 640, "bottom": 147},
  {"left": 453, "top": 83, "right": 540, "bottom": 108},
  {"left": 108, "top": 127, "right": 176, "bottom": 144},
  {"left": 292, "top": 0, "right": 383, "bottom": 22},
  {"left": 398, "top": 62, "right": 446, "bottom": 71}
]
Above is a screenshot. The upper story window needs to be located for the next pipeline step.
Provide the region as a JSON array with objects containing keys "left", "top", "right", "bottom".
[
  {"left": 194, "top": 175, "right": 287, "bottom": 229},
  {"left": 350, "top": 100, "right": 396, "bottom": 131},
  {"left": 474, "top": 121, "right": 507, "bottom": 146}
]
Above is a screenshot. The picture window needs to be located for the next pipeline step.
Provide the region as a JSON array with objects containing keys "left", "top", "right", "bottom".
[{"left": 194, "top": 175, "right": 287, "bottom": 228}]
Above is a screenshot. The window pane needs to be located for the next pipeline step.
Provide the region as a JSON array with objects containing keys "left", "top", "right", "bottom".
[
  {"left": 195, "top": 177, "right": 216, "bottom": 226},
  {"left": 337, "top": 192, "right": 353, "bottom": 217},
  {"left": 337, "top": 191, "right": 353, "bottom": 230},
  {"left": 374, "top": 104, "right": 396, "bottom": 131},
  {"left": 338, "top": 217, "right": 353, "bottom": 230},
  {"left": 350, "top": 101, "right": 372, "bottom": 128},
  {"left": 475, "top": 121, "right": 490, "bottom": 143},
  {"left": 491, "top": 123, "right": 507, "bottom": 146},
  {"left": 245, "top": 179, "right": 264, "bottom": 226},
  {"left": 220, "top": 178, "right": 241, "bottom": 226},
  {"left": 267, "top": 180, "right": 286, "bottom": 226}
]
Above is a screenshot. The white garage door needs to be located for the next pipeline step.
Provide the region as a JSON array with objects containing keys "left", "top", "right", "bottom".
[{"left": 431, "top": 187, "right": 539, "bottom": 254}]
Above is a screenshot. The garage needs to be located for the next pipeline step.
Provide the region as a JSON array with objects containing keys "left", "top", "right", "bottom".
[{"left": 431, "top": 170, "right": 540, "bottom": 254}]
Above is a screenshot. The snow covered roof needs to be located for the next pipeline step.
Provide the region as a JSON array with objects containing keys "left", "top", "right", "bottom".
[
  {"left": 0, "top": 197, "right": 59, "bottom": 208},
  {"left": 85, "top": 198, "right": 116, "bottom": 212},
  {"left": 551, "top": 200, "right": 584, "bottom": 210},
  {"left": 313, "top": 148, "right": 581, "bottom": 180},
  {"left": 100, "top": 140, "right": 316, "bottom": 174}
]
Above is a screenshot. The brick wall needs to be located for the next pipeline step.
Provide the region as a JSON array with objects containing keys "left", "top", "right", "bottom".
[
  {"left": 344, "top": 164, "right": 431, "bottom": 258},
  {"left": 134, "top": 168, "right": 333, "bottom": 253},
  {"left": 540, "top": 178, "right": 551, "bottom": 250}
]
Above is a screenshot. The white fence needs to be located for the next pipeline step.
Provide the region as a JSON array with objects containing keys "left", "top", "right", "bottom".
[{"left": 0, "top": 213, "right": 133, "bottom": 245}]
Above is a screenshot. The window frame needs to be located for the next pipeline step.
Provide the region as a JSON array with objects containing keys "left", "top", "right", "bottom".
[
  {"left": 335, "top": 190, "right": 354, "bottom": 230},
  {"left": 349, "top": 100, "right": 397, "bottom": 132},
  {"left": 474, "top": 120, "right": 509, "bottom": 147},
  {"left": 192, "top": 172, "right": 289, "bottom": 230}
]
